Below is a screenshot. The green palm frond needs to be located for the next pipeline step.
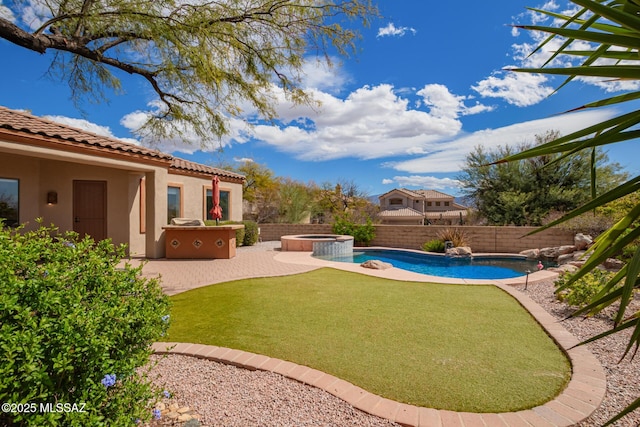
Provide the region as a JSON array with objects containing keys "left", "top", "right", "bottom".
[{"left": 510, "top": 2, "right": 640, "bottom": 424}]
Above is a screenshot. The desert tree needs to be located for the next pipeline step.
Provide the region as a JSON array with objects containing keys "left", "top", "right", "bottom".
[
  {"left": 0, "top": 0, "right": 376, "bottom": 142},
  {"left": 458, "top": 130, "right": 626, "bottom": 226}
]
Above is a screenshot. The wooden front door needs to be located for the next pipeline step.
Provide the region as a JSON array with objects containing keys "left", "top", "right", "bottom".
[{"left": 73, "top": 180, "right": 107, "bottom": 241}]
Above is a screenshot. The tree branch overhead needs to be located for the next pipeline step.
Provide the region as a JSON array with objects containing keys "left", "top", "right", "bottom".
[{"left": 0, "top": 0, "right": 376, "bottom": 142}]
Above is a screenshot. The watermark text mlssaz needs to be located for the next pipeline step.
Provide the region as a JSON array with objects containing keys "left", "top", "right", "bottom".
[{"left": 1, "top": 402, "right": 87, "bottom": 413}]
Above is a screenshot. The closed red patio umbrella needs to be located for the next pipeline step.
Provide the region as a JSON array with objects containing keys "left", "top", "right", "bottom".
[{"left": 209, "top": 175, "right": 223, "bottom": 225}]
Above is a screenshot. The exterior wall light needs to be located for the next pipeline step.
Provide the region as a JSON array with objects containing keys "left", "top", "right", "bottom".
[{"left": 47, "top": 191, "right": 58, "bottom": 205}]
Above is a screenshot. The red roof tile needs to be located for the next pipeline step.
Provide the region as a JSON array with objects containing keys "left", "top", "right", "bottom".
[
  {"left": 0, "top": 106, "right": 244, "bottom": 181},
  {"left": 0, "top": 106, "right": 172, "bottom": 160},
  {"left": 170, "top": 157, "right": 244, "bottom": 181}
]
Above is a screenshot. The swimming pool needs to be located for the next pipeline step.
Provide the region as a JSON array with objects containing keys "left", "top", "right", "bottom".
[{"left": 314, "top": 249, "right": 550, "bottom": 280}]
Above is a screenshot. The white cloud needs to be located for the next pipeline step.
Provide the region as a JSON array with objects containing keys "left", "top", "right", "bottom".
[
  {"left": 233, "top": 157, "right": 254, "bottom": 163},
  {"left": 485, "top": 2, "right": 635, "bottom": 105},
  {"left": 472, "top": 71, "right": 553, "bottom": 107},
  {"left": 418, "top": 84, "right": 494, "bottom": 118},
  {"left": 120, "top": 82, "right": 496, "bottom": 161},
  {"left": 299, "top": 57, "right": 350, "bottom": 94},
  {"left": 383, "top": 175, "right": 462, "bottom": 191},
  {"left": 17, "top": 0, "right": 53, "bottom": 30},
  {"left": 387, "top": 108, "right": 617, "bottom": 174},
  {"left": 44, "top": 115, "right": 140, "bottom": 145},
  {"left": 245, "top": 84, "right": 488, "bottom": 161},
  {"left": 579, "top": 76, "right": 640, "bottom": 93},
  {"left": 0, "top": 1, "right": 16, "bottom": 22},
  {"left": 377, "top": 23, "right": 416, "bottom": 38},
  {"left": 120, "top": 103, "right": 252, "bottom": 154}
]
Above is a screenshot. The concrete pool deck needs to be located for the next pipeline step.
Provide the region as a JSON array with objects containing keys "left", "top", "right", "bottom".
[{"left": 144, "top": 242, "right": 606, "bottom": 427}]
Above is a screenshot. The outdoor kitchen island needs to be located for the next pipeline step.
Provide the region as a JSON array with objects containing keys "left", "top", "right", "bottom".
[{"left": 163, "top": 222, "right": 244, "bottom": 259}]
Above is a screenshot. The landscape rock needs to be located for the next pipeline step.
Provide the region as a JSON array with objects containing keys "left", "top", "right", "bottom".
[
  {"left": 575, "top": 233, "right": 593, "bottom": 250},
  {"left": 446, "top": 246, "right": 472, "bottom": 257},
  {"left": 519, "top": 248, "right": 540, "bottom": 259},
  {"left": 572, "top": 250, "right": 588, "bottom": 260},
  {"left": 558, "top": 245, "right": 577, "bottom": 255},
  {"left": 556, "top": 253, "right": 575, "bottom": 264},
  {"left": 604, "top": 258, "right": 625, "bottom": 270},
  {"left": 539, "top": 247, "right": 560, "bottom": 260},
  {"left": 360, "top": 260, "right": 393, "bottom": 270}
]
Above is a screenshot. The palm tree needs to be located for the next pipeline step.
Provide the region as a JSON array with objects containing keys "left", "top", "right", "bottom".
[{"left": 504, "top": 1, "right": 640, "bottom": 424}]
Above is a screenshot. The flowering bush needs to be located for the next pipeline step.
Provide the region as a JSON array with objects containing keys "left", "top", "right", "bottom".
[{"left": 0, "top": 222, "right": 170, "bottom": 426}]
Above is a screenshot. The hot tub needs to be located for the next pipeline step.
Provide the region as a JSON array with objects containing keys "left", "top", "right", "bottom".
[{"left": 280, "top": 234, "right": 354, "bottom": 256}]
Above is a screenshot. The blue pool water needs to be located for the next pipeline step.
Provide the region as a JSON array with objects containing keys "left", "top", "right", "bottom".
[{"left": 314, "top": 249, "right": 548, "bottom": 280}]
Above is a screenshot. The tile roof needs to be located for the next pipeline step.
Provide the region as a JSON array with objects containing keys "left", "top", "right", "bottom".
[
  {"left": 0, "top": 106, "right": 172, "bottom": 161},
  {"left": 378, "top": 188, "right": 457, "bottom": 201},
  {"left": 0, "top": 106, "right": 244, "bottom": 181},
  {"left": 411, "top": 189, "right": 454, "bottom": 199},
  {"left": 170, "top": 157, "right": 244, "bottom": 181},
  {"left": 378, "top": 188, "right": 422, "bottom": 200},
  {"left": 377, "top": 207, "right": 424, "bottom": 218}
]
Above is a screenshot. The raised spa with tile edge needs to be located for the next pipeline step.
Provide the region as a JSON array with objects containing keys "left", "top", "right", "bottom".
[{"left": 280, "top": 234, "right": 354, "bottom": 256}]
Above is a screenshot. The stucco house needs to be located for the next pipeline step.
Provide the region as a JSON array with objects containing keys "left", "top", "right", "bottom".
[
  {"left": 378, "top": 188, "right": 468, "bottom": 225},
  {"left": 0, "top": 106, "right": 244, "bottom": 258}
]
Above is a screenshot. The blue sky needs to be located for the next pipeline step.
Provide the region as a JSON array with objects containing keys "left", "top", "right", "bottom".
[{"left": 1, "top": 0, "right": 639, "bottom": 197}]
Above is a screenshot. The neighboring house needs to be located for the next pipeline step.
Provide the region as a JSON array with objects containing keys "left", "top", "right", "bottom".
[
  {"left": 378, "top": 188, "right": 468, "bottom": 225},
  {"left": 0, "top": 106, "right": 244, "bottom": 258}
]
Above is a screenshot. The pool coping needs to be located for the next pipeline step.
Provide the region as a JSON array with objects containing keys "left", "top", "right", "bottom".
[{"left": 154, "top": 249, "right": 606, "bottom": 426}]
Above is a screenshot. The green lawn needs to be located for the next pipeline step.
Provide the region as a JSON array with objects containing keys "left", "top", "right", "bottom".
[{"left": 167, "top": 268, "right": 570, "bottom": 413}]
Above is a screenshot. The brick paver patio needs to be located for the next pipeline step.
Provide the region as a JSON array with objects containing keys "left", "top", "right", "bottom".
[
  {"left": 127, "top": 241, "right": 319, "bottom": 295},
  {"left": 142, "top": 241, "right": 606, "bottom": 427}
]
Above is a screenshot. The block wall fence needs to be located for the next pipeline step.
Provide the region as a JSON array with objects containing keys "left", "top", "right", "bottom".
[{"left": 258, "top": 224, "right": 575, "bottom": 253}]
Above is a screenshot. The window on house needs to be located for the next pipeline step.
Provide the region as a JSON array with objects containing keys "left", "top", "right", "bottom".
[
  {"left": 0, "top": 178, "right": 19, "bottom": 227},
  {"left": 444, "top": 201, "right": 450, "bottom": 207},
  {"left": 167, "top": 185, "right": 182, "bottom": 223},
  {"left": 435, "top": 201, "right": 441, "bottom": 207},
  {"left": 427, "top": 201, "right": 432, "bottom": 207},
  {"left": 389, "top": 198, "right": 403, "bottom": 206},
  {"left": 206, "top": 189, "right": 230, "bottom": 221}
]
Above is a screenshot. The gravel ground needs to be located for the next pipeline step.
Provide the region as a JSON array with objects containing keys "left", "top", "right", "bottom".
[
  {"left": 146, "top": 355, "right": 398, "bottom": 427},
  {"left": 146, "top": 272, "right": 640, "bottom": 427},
  {"left": 514, "top": 279, "right": 640, "bottom": 427}
]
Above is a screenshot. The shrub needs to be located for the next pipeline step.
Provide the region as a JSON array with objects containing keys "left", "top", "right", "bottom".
[
  {"left": 331, "top": 215, "right": 354, "bottom": 236},
  {"left": 332, "top": 216, "right": 376, "bottom": 246},
  {"left": 437, "top": 228, "right": 468, "bottom": 247},
  {"left": 352, "top": 219, "right": 376, "bottom": 246},
  {"left": 242, "top": 220, "right": 259, "bottom": 246},
  {"left": 555, "top": 269, "right": 616, "bottom": 308},
  {"left": 207, "top": 220, "right": 245, "bottom": 247},
  {"left": 422, "top": 239, "right": 445, "bottom": 253},
  {"left": 234, "top": 225, "right": 246, "bottom": 247},
  {"left": 0, "top": 222, "right": 170, "bottom": 426}
]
